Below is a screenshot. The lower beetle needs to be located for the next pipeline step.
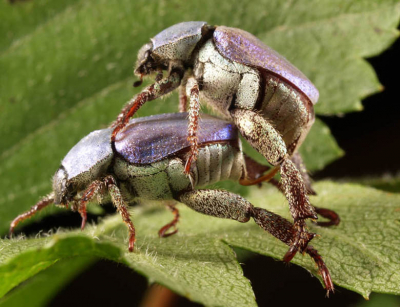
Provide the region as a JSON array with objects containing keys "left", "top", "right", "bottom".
[
  {"left": 11, "top": 113, "right": 335, "bottom": 293},
  {"left": 111, "top": 22, "right": 322, "bottom": 257}
]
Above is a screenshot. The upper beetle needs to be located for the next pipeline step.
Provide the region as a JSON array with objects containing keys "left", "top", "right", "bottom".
[{"left": 111, "top": 22, "right": 322, "bottom": 257}]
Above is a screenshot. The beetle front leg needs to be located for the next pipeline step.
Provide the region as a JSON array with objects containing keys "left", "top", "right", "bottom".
[
  {"left": 184, "top": 77, "right": 201, "bottom": 174},
  {"left": 111, "top": 70, "right": 183, "bottom": 141},
  {"left": 232, "top": 109, "right": 317, "bottom": 254},
  {"left": 78, "top": 179, "right": 106, "bottom": 230},
  {"left": 104, "top": 176, "right": 136, "bottom": 252}
]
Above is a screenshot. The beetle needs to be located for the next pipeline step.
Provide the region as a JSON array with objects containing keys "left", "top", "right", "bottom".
[
  {"left": 10, "top": 113, "right": 335, "bottom": 293},
  {"left": 111, "top": 21, "right": 321, "bottom": 258}
]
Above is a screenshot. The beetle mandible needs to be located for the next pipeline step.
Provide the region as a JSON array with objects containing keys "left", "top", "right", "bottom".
[
  {"left": 111, "top": 21, "right": 320, "bottom": 259},
  {"left": 10, "top": 113, "right": 335, "bottom": 293}
]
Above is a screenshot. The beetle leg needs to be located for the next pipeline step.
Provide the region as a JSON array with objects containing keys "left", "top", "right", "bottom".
[
  {"left": 239, "top": 149, "right": 340, "bottom": 231},
  {"left": 78, "top": 180, "right": 106, "bottom": 230},
  {"left": 241, "top": 152, "right": 340, "bottom": 228},
  {"left": 184, "top": 78, "right": 201, "bottom": 175},
  {"left": 306, "top": 246, "right": 334, "bottom": 296},
  {"left": 111, "top": 70, "right": 183, "bottom": 141},
  {"left": 158, "top": 202, "right": 180, "bottom": 238},
  {"left": 242, "top": 154, "right": 272, "bottom": 180},
  {"left": 9, "top": 192, "right": 55, "bottom": 236},
  {"left": 252, "top": 207, "right": 333, "bottom": 293},
  {"left": 104, "top": 175, "right": 136, "bottom": 252},
  {"left": 291, "top": 152, "right": 316, "bottom": 195},
  {"left": 240, "top": 165, "right": 279, "bottom": 186},
  {"left": 232, "top": 109, "right": 317, "bottom": 253},
  {"left": 179, "top": 189, "right": 333, "bottom": 293},
  {"left": 290, "top": 153, "right": 340, "bottom": 226},
  {"left": 313, "top": 207, "right": 340, "bottom": 226}
]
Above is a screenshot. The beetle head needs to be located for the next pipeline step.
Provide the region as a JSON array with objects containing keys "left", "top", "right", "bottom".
[
  {"left": 53, "top": 167, "right": 75, "bottom": 205},
  {"left": 134, "top": 42, "right": 159, "bottom": 76},
  {"left": 134, "top": 22, "right": 211, "bottom": 78}
]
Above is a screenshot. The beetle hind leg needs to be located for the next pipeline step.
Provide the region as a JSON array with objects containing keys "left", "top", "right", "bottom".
[
  {"left": 178, "top": 189, "right": 332, "bottom": 292},
  {"left": 158, "top": 202, "right": 180, "bottom": 238},
  {"left": 252, "top": 207, "right": 333, "bottom": 293},
  {"left": 306, "top": 246, "right": 334, "bottom": 295},
  {"left": 232, "top": 109, "right": 317, "bottom": 253},
  {"left": 243, "top": 153, "right": 340, "bottom": 227}
]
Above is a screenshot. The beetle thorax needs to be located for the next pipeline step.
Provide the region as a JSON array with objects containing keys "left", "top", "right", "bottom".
[{"left": 150, "top": 21, "right": 207, "bottom": 63}]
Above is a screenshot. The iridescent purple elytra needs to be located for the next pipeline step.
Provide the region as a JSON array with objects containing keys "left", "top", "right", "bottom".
[
  {"left": 115, "top": 113, "right": 237, "bottom": 164},
  {"left": 213, "top": 26, "right": 319, "bottom": 104}
]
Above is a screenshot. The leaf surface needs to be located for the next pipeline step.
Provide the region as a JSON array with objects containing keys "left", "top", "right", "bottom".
[{"left": 1, "top": 182, "right": 399, "bottom": 304}]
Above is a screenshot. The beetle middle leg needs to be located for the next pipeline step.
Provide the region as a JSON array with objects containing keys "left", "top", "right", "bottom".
[{"left": 158, "top": 202, "right": 180, "bottom": 238}]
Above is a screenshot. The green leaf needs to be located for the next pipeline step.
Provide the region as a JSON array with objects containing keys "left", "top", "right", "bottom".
[
  {"left": 0, "top": 219, "right": 256, "bottom": 306},
  {"left": 1, "top": 182, "right": 399, "bottom": 304},
  {"left": 0, "top": 257, "right": 93, "bottom": 307},
  {"left": 300, "top": 118, "right": 344, "bottom": 171}
]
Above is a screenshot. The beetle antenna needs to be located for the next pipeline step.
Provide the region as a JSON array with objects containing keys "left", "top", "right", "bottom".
[{"left": 9, "top": 192, "right": 55, "bottom": 237}]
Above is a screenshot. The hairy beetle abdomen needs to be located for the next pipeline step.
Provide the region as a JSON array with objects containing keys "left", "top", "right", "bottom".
[{"left": 191, "top": 142, "right": 244, "bottom": 187}]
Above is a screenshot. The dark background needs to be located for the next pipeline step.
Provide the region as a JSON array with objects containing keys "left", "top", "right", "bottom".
[{"left": 13, "top": 26, "right": 400, "bottom": 307}]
